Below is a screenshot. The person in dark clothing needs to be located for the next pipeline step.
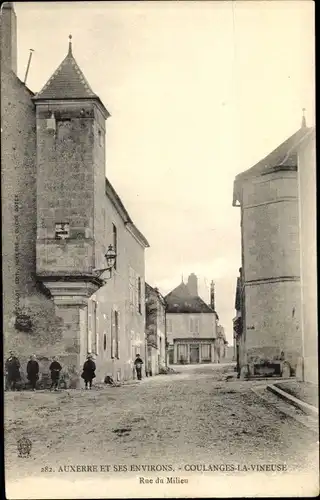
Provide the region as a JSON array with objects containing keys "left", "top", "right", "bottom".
[
  {"left": 49, "top": 356, "right": 62, "bottom": 391},
  {"left": 27, "top": 355, "right": 39, "bottom": 391},
  {"left": 134, "top": 354, "right": 143, "bottom": 380},
  {"left": 5, "top": 351, "right": 21, "bottom": 391},
  {"left": 81, "top": 354, "right": 96, "bottom": 389}
]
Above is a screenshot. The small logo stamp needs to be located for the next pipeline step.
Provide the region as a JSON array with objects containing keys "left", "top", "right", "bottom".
[{"left": 17, "top": 437, "right": 32, "bottom": 458}]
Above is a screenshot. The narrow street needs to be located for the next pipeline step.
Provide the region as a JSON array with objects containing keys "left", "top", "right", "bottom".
[{"left": 5, "top": 363, "right": 318, "bottom": 498}]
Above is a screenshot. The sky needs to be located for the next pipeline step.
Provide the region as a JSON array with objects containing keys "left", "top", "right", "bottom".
[{"left": 14, "top": 1, "right": 315, "bottom": 343}]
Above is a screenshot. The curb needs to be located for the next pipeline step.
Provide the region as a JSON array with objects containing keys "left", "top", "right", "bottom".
[
  {"left": 266, "top": 384, "right": 318, "bottom": 416},
  {"left": 251, "top": 386, "right": 319, "bottom": 435}
]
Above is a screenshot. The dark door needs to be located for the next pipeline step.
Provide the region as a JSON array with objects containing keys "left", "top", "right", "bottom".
[
  {"left": 190, "top": 344, "right": 199, "bottom": 364},
  {"left": 168, "top": 348, "right": 174, "bottom": 364}
]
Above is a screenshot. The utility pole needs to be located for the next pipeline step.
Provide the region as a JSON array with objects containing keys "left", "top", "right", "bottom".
[{"left": 24, "top": 49, "right": 34, "bottom": 85}]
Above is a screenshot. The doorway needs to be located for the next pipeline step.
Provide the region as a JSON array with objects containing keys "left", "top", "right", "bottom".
[{"left": 190, "top": 344, "right": 200, "bottom": 364}]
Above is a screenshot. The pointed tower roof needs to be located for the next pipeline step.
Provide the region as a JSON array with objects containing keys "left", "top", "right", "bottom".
[{"left": 33, "top": 35, "right": 109, "bottom": 115}]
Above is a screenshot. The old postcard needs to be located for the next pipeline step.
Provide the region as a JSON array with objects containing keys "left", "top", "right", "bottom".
[{"left": 2, "top": 0, "right": 318, "bottom": 498}]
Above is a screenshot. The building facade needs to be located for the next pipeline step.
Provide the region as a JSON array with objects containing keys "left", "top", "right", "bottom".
[
  {"left": 232, "top": 123, "right": 314, "bottom": 377},
  {"left": 145, "top": 283, "right": 166, "bottom": 376},
  {"left": 165, "top": 274, "right": 218, "bottom": 364},
  {"left": 1, "top": 3, "right": 149, "bottom": 386},
  {"left": 214, "top": 324, "right": 228, "bottom": 363},
  {"left": 297, "top": 127, "right": 317, "bottom": 384}
]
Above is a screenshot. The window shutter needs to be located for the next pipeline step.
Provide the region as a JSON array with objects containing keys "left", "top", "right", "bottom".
[
  {"left": 116, "top": 311, "right": 120, "bottom": 359},
  {"left": 111, "top": 311, "right": 115, "bottom": 358},
  {"left": 196, "top": 318, "right": 200, "bottom": 334},
  {"left": 96, "top": 313, "right": 99, "bottom": 355},
  {"left": 190, "top": 318, "right": 193, "bottom": 334},
  {"left": 87, "top": 305, "right": 92, "bottom": 353}
]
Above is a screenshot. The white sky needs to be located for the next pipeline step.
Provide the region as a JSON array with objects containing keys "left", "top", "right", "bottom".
[{"left": 15, "top": 1, "right": 315, "bottom": 343}]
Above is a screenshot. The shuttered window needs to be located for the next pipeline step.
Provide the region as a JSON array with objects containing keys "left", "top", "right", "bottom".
[
  {"left": 190, "top": 317, "right": 200, "bottom": 335},
  {"left": 111, "top": 309, "right": 120, "bottom": 359},
  {"left": 201, "top": 343, "right": 211, "bottom": 361},
  {"left": 177, "top": 344, "right": 188, "bottom": 362}
]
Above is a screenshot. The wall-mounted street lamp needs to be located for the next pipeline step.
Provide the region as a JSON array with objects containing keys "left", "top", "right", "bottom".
[{"left": 93, "top": 244, "right": 117, "bottom": 282}]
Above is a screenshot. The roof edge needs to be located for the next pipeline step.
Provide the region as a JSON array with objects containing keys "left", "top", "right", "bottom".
[
  {"left": 105, "top": 177, "right": 149, "bottom": 248},
  {"left": 32, "top": 96, "right": 110, "bottom": 119},
  {"left": 232, "top": 126, "right": 314, "bottom": 205}
]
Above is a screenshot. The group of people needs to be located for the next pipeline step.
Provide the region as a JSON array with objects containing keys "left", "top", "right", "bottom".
[
  {"left": 5, "top": 351, "right": 62, "bottom": 391},
  {"left": 5, "top": 351, "right": 144, "bottom": 390}
]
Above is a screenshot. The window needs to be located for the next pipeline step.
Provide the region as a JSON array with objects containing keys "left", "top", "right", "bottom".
[
  {"left": 166, "top": 319, "right": 172, "bottom": 334},
  {"left": 87, "top": 300, "right": 97, "bottom": 354},
  {"left": 112, "top": 224, "right": 117, "bottom": 270},
  {"left": 190, "top": 317, "right": 200, "bottom": 335},
  {"left": 201, "top": 343, "right": 211, "bottom": 361},
  {"left": 92, "top": 301, "right": 98, "bottom": 354},
  {"left": 137, "top": 277, "right": 142, "bottom": 314},
  {"left": 111, "top": 309, "right": 120, "bottom": 359},
  {"left": 98, "top": 129, "right": 102, "bottom": 146},
  {"left": 55, "top": 222, "right": 69, "bottom": 239},
  {"left": 103, "top": 333, "right": 107, "bottom": 351},
  {"left": 129, "top": 267, "right": 135, "bottom": 309},
  {"left": 115, "top": 310, "right": 119, "bottom": 359},
  {"left": 177, "top": 344, "right": 188, "bottom": 363},
  {"left": 129, "top": 267, "right": 142, "bottom": 314}
]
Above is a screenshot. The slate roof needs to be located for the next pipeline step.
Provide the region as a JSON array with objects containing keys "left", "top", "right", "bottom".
[
  {"left": 165, "top": 282, "right": 214, "bottom": 314},
  {"left": 233, "top": 125, "right": 314, "bottom": 205},
  {"left": 33, "top": 40, "right": 108, "bottom": 116},
  {"left": 237, "top": 127, "right": 313, "bottom": 181}
]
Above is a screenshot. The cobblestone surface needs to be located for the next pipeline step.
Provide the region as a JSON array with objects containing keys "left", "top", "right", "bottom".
[{"left": 5, "top": 364, "right": 319, "bottom": 485}]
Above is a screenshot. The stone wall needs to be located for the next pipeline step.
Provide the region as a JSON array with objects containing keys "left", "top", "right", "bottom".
[
  {"left": 244, "top": 281, "right": 302, "bottom": 369},
  {"left": 298, "top": 131, "right": 317, "bottom": 384},
  {"left": 1, "top": 68, "right": 68, "bottom": 381},
  {"left": 240, "top": 168, "right": 302, "bottom": 371}
]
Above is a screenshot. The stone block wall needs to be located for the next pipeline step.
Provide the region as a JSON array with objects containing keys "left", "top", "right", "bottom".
[
  {"left": 244, "top": 281, "right": 302, "bottom": 370},
  {"left": 242, "top": 171, "right": 300, "bottom": 282},
  {"left": 240, "top": 168, "right": 302, "bottom": 372},
  {"left": 298, "top": 131, "right": 318, "bottom": 384}
]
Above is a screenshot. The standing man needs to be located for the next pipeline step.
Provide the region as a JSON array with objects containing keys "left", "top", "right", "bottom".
[
  {"left": 134, "top": 353, "right": 144, "bottom": 380},
  {"left": 5, "top": 351, "right": 21, "bottom": 391},
  {"left": 81, "top": 354, "right": 96, "bottom": 389},
  {"left": 49, "top": 356, "right": 62, "bottom": 391},
  {"left": 27, "top": 355, "right": 39, "bottom": 391}
]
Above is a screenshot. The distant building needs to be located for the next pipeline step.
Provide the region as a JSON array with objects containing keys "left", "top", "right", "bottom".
[
  {"left": 232, "top": 120, "right": 315, "bottom": 377},
  {"left": 1, "top": 3, "right": 149, "bottom": 386},
  {"left": 214, "top": 324, "right": 228, "bottom": 362},
  {"left": 233, "top": 268, "right": 243, "bottom": 375},
  {"left": 165, "top": 274, "right": 218, "bottom": 364},
  {"left": 145, "top": 283, "right": 166, "bottom": 376}
]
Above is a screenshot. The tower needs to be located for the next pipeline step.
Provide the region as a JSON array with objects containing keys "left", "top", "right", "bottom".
[
  {"left": 33, "top": 37, "right": 110, "bottom": 382},
  {"left": 0, "top": 2, "right": 17, "bottom": 74}
]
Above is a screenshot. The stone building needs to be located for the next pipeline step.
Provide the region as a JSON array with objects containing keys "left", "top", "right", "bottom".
[
  {"left": 165, "top": 274, "right": 218, "bottom": 364},
  {"left": 296, "top": 125, "right": 317, "bottom": 384},
  {"left": 1, "top": 3, "right": 149, "bottom": 386},
  {"left": 232, "top": 120, "right": 314, "bottom": 377},
  {"left": 214, "top": 324, "right": 228, "bottom": 363},
  {"left": 145, "top": 283, "right": 166, "bottom": 376},
  {"left": 233, "top": 268, "right": 243, "bottom": 374}
]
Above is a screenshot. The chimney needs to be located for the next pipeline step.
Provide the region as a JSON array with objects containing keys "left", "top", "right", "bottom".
[
  {"left": 210, "top": 280, "right": 215, "bottom": 310},
  {"left": 187, "top": 273, "right": 198, "bottom": 296},
  {"left": 0, "top": 2, "right": 17, "bottom": 74}
]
